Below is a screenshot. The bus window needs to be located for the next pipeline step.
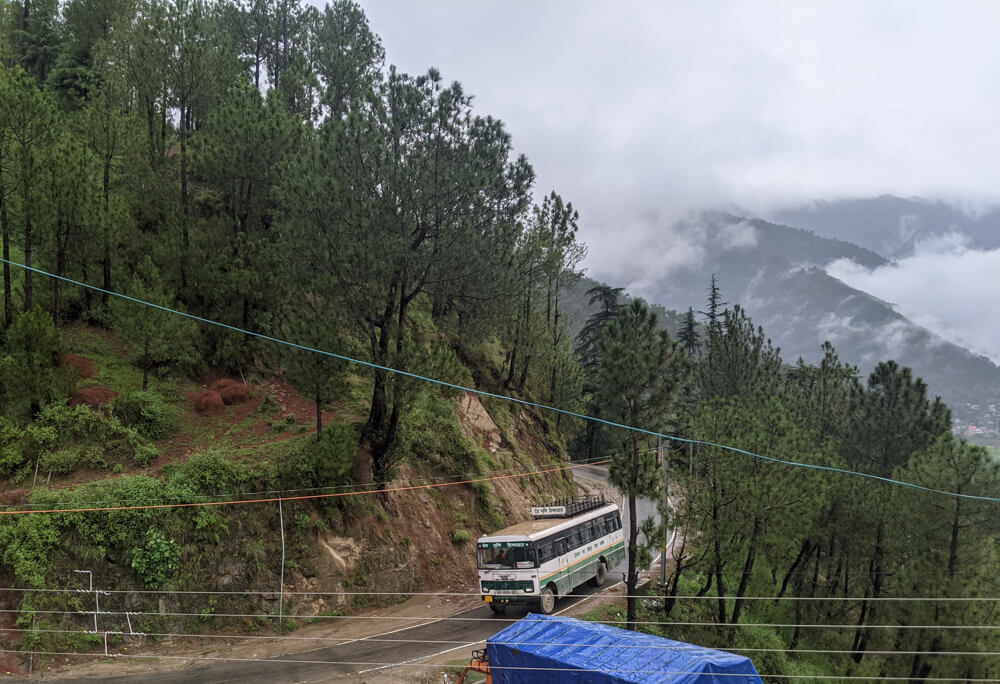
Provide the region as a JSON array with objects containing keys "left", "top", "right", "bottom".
[
  {"left": 605, "top": 512, "right": 622, "bottom": 532},
  {"left": 537, "top": 543, "right": 554, "bottom": 563},
  {"left": 568, "top": 529, "right": 581, "bottom": 548},
  {"left": 478, "top": 545, "right": 534, "bottom": 569},
  {"left": 594, "top": 518, "right": 607, "bottom": 537}
]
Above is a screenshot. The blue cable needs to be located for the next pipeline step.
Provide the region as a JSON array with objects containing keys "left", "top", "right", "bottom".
[{"left": 2, "top": 257, "right": 997, "bottom": 504}]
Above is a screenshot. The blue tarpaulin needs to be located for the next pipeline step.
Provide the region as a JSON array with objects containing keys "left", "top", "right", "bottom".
[{"left": 487, "top": 613, "right": 762, "bottom": 683}]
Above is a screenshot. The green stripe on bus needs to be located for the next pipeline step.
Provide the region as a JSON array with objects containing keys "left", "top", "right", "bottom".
[{"left": 540, "top": 541, "right": 626, "bottom": 584}]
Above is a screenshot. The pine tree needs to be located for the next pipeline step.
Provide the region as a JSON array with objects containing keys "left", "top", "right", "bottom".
[
  {"left": 0, "top": 305, "right": 61, "bottom": 418},
  {"left": 280, "top": 297, "right": 346, "bottom": 439},
  {"left": 698, "top": 273, "right": 727, "bottom": 328},
  {"left": 574, "top": 284, "right": 623, "bottom": 463},
  {"left": 677, "top": 306, "right": 699, "bottom": 358},
  {"left": 595, "top": 298, "right": 689, "bottom": 629},
  {"left": 111, "top": 257, "right": 197, "bottom": 390}
]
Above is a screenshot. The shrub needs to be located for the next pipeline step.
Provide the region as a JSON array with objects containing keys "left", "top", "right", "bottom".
[
  {"left": 209, "top": 378, "right": 238, "bottom": 392},
  {"left": 0, "top": 418, "right": 27, "bottom": 478},
  {"left": 280, "top": 424, "right": 358, "bottom": 488},
  {"left": 29, "top": 403, "right": 158, "bottom": 470},
  {"left": 219, "top": 383, "right": 250, "bottom": 405},
  {"left": 452, "top": 529, "right": 470, "bottom": 545},
  {"left": 69, "top": 386, "right": 118, "bottom": 408},
  {"left": 38, "top": 449, "right": 81, "bottom": 475},
  {"left": 195, "top": 390, "right": 225, "bottom": 414},
  {"left": 111, "top": 391, "right": 178, "bottom": 440},
  {"left": 131, "top": 528, "right": 181, "bottom": 588}
]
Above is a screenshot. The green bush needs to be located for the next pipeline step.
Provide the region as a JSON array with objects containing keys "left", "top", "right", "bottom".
[
  {"left": 397, "top": 391, "right": 479, "bottom": 477},
  {"left": 111, "top": 391, "right": 178, "bottom": 440},
  {"left": 30, "top": 403, "right": 158, "bottom": 469},
  {"left": 452, "top": 529, "right": 470, "bottom": 544},
  {"left": 0, "top": 418, "right": 27, "bottom": 478},
  {"left": 278, "top": 424, "right": 358, "bottom": 490},
  {"left": 38, "top": 449, "right": 81, "bottom": 475},
  {"left": 131, "top": 528, "right": 181, "bottom": 587}
]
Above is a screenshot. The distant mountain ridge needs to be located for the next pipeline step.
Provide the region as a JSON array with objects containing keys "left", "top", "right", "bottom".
[
  {"left": 769, "top": 195, "right": 1000, "bottom": 258},
  {"left": 572, "top": 211, "right": 999, "bottom": 425}
]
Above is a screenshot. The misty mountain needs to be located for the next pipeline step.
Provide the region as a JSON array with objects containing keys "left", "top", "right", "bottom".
[
  {"left": 769, "top": 195, "right": 1000, "bottom": 258},
  {"left": 573, "top": 213, "right": 999, "bottom": 424}
]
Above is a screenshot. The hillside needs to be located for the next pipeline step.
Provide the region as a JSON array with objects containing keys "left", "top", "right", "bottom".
[
  {"left": 0, "top": 325, "right": 578, "bottom": 675},
  {"left": 609, "top": 213, "right": 1000, "bottom": 423}
]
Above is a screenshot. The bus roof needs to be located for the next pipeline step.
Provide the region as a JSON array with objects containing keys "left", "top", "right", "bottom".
[{"left": 477, "top": 504, "right": 619, "bottom": 543}]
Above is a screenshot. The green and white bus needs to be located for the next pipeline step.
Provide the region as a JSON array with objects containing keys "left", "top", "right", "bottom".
[{"left": 476, "top": 496, "right": 626, "bottom": 615}]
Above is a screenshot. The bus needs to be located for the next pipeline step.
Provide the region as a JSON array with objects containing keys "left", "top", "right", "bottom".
[{"left": 476, "top": 496, "right": 626, "bottom": 615}]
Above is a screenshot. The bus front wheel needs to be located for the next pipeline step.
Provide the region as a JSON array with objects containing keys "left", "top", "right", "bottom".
[
  {"left": 538, "top": 586, "right": 556, "bottom": 615},
  {"left": 488, "top": 602, "right": 507, "bottom": 615}
]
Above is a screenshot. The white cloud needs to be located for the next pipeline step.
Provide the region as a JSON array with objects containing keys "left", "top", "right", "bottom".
[
  {"left": 826, "top": 241, "right": 1000, "bottom": 363},
  {"left": 816, "top": 312, "right": 868, "bottom": 348},
  {"left": 354, "top": 0, "right": 1000, "bottom": 285},
  {"left": 714, "top": 221, "right": 758, "bottom": 251}
]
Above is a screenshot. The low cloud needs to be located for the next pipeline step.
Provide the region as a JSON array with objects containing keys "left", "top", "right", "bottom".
[
  {"left": 714, "top": 220, "right": 758, "bottom": 250},
  {"left": 826, "top": 236, "right": 1000, "bottom": 363},
  {"left": 587, "top": 213, "right": 710, "bottom": 291}
]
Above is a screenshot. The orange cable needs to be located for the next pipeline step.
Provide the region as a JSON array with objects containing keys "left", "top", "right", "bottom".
[{"left": 0, "top": 460, "right": 609, "bottom": 516}]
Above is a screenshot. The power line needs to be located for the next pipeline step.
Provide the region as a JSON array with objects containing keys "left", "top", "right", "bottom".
[
  {"left": 1, "top": 608, "right": 996, "bottom": 630},
  {"left": 2, "top": 257, "right": 997, "bottom": 505},
  {"left": 0, "top": 650, "right": 997, "bottom": 681},
  {"left": 8, "top": 458, "right": 609, "bottom": 511},
  {"left": 0, "top": 586, "right": 995, "bottom": 602},
  {"left": 2, "top": 626, "right": 998, "bottom": 658},
  {"left": 0, "top": 461, "right": 592, "bottom": 515}
]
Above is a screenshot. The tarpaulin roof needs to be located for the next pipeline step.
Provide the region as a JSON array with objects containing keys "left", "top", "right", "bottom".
[{"left": 487, "top": 613, "right": 762, "bottom": 683}]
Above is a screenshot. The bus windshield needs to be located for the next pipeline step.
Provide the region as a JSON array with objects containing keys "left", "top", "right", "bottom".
[{"left": 477, "top": 543, "right": 536, "bottom": 569}]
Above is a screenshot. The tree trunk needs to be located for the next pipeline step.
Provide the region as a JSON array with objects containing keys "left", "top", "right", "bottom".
[
  {"left": 776, "top": 540, "right": 813, "bottom": 601},
  {"left": 364, "top": 276, "right": 402, "bottom": 484},
  {"left": 102, "top": 153, "right": 112, "bottom": 307},
  {"left": 504, "top": 342, "right": 517, "bottom": 388},
  {"left": 709, "top": 478, "right": 727, "bottom": 625},
  {"left": 179, "top": 99, "right": 189, "bottom": 288},
  {"left": 1, "top": 158, "right": 11, "bottom": 327},
  {"left": 730, "top": 516, "right": 762, "bottom": 624},
  {"left": 948, "top": 497, "right": 961, "bottom": 577},
  {"left": 852, "top": 522, "right": 885, "bottom": 663},
  {"left": 53, "top": 231, "right": 65, "bottom": 324},
  {"left": 625, "top": 432, "right": 640, "bottom": 630},
  {"left": 22, "top": 179, "right": 32, "bottom": 312},
  {"left": 790, "top": 597, "right": 803, "bottom": 649},
  {"left": 663, "top": 530, "right": 688, "bottom": 617},
  {"left": 315, "top": 391, "right": 322, "bottom": 437},
  {"left": 142, "top": 337, "right": 150, "bottom": 390},
  {"left": 159, "top": 93, "right": 168, "bottom": 167}
]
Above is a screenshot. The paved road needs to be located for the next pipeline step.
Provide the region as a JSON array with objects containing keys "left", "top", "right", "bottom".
[
  {"left": 573, "top": 463, "right": 665, "bottom": 548},
  {"left": 25, "top": 466, "right": 655, "bottom": 683},
  {"left": 30, "top": 583, "right": 621, "bottom": 683}
]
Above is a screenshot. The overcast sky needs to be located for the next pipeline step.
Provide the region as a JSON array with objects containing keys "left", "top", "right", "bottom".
[
  {"left": 359, "top": 1, "right": 999, "bottom": 245},
  {"left": 355, "top": 1, "right": 1000, "bottom": 360}
]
